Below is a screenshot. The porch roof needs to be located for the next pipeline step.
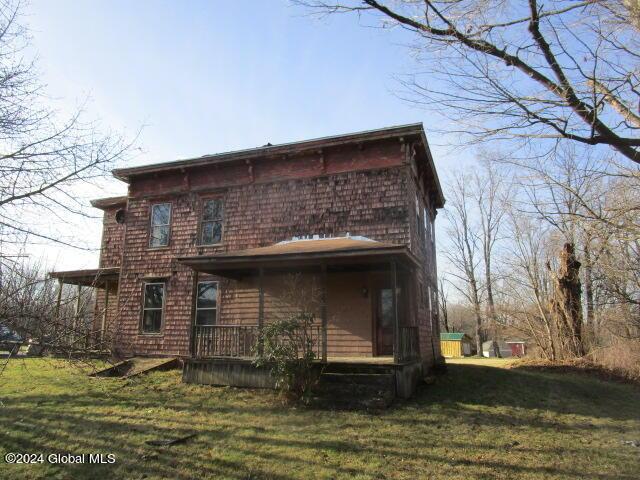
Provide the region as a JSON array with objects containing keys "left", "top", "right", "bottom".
[
  {"left": 49, "top": 267, "right": 120, "bottom": 287},
  {"left": 178, "top": 237, "right": 418, "bottom": 277}
]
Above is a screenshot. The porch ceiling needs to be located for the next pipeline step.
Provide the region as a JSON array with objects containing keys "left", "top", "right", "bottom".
[
  {"left": 177, "top": 238, "right": 418, "bottom": 278},
  {"left": 49, "top": 267, "right": 120, "bottom": 288}
]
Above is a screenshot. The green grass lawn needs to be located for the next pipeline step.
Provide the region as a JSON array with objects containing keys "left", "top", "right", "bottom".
[{"left": 0, "top": 357, "right": 638, "bottom": 480}]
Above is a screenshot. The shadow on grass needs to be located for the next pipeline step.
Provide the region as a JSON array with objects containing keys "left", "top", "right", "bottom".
[{"left": 1, "top": 359, "right": 639, "bottom": 479}]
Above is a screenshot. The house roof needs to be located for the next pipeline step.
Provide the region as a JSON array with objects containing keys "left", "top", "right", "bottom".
[
  {"left": 49, "top": 267, "right": 120, "bottom": 287},
  {"left": 440, "top": 332, "right": 470, "bottom": 341},
  {"left": 90, "top": 196, "right": 127, "bottom": 210},
  {"left": 111, "top": 123, "right": 445, "bottom": 208},
  {"left": 178, "top": 236, "right": 418, "bottom": 277}
]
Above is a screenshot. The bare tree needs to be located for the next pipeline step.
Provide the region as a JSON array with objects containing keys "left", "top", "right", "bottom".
[
  {"left": 471, "top": 160, "right": 510, "bottom": 341},
  {"left": 442, "top": 172, "right": 485, "bottom": 354},
  {"left": 438, "top": 277, "right": 450, "bottom": 333},
  {"left": 298, "top": 0, "right": 640, "bottom": 163},
  {"left": 0, "top": 1, "right": 133, "bottom": 265}
]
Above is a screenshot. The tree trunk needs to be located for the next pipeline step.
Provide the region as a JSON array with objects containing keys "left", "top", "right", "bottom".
[
  {"left": 470, "top": 279, "right": 483, "bottom": 355},
  {"left": 583, "top": 244, "right": 595, "bottom": 332},
  {"left": 549, "top": 243, "right": 585, "bottom": 358}
]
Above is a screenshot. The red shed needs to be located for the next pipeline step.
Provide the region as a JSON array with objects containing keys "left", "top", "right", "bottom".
[{"left": 506, "top": 340, "right": 526, "bottom": 357}]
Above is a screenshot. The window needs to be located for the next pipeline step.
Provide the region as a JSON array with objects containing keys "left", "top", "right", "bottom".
[
  {"left": 431, "top": 217, "right": 436, "bottom": 245},
  {"left": 195, "top": 281, "right": 218, "bottom": 325},
  {"left": 142, "top": 283, "right": 164, "bottom": 333},
  {"left": 415, "top": 194, "right": 422, "bottom": 238},
  {"left": 149, "top": 203, "right": 171, "bottom": 247},
  {"left": 428, "top": 285, "right": 433, "bottom": 314},
  {"left": 200, "top": 199, "right": 223, "bottom": 245},
  {"left": 423, "top": 207, "right": 430, "bottom": 246}
]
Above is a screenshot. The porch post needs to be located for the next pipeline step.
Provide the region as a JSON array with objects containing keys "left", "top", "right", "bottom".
[
  {"left": 258, "top": 267, "right": 265, "bottom": 355},
  {"left": 101, "top": 281, "right": 110, "bottom": 345},
  {"left": 54, "top": 279, "right": 63, "bottom": 340},
  {"left": 73, "top": 284, "right": 82, "bottom": 344},
  {"left": 391, "top": 260, "right": 399, "bottom": 363},
  {"left": 320, "top": 263, "right": 328, "bottom": 362}
]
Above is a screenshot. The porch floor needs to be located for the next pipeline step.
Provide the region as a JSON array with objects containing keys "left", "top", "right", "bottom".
[
  {"left": 189, "top": 355, "right": 398, "bottom": 365},
  {"left": 325, "top": 356, "right": 395, "bottom": 364}
]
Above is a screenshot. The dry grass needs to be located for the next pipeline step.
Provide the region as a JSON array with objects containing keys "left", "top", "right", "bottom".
[{"left": 0, "top": 358, "right": 639, "bottom": 480}]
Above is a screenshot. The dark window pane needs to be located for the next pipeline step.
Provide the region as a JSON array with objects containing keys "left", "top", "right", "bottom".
[
  {"left": 196, "top": 309, "right": 216, "bottom": 326},
  {"left": 201, "top": 221, "right": 222, "bottom": 245},
  {"left": 151, "top": 203, "right": 171, "bottom": 226},
  {"left": 197, "top": 282, "right": 217, "bottom": 308},
  {"left": 202, "top": 199, "right": 223, "bottom": 221},
  {"left": 142, "top": 310, "right": 162, "bottom": 333},
  {"left": 380, "top": 289, "right": 393, "bottom": 327},
  {"left": 144, "top": 284, "right": 164, "bottom": 308},
  {"left": 150, "top": 225, "right": 169, "bottom": 247}
]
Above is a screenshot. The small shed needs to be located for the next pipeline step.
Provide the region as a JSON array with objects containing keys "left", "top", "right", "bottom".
[
  {"left": 482, "top": 340, "right": 512, "bottom": 358},
  {"left": 440, "top": 332, "right": 473, "bottom": 358},
  {"left": 505, "top": 340, "right": 527, "bottom": 357}
]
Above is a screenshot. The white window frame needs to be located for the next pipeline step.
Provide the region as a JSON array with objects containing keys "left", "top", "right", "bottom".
[
  {"left": 149, "top": 203, "right": 172, "bottom": 248},
  {"left": 200, "top": 198, "right": 224, "bottom": 246}
]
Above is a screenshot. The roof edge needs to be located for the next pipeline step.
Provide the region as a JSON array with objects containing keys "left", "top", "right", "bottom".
[
  {"left": 90, "top": 196, "right": 128, "bottom": 210},
  {"left": 112, "top": 123, "right": 424, "bottom": 182}
]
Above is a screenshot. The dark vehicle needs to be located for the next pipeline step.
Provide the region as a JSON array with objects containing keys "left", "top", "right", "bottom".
[{"left": 0, "top": 325, "right": 23, "bottom": 355}]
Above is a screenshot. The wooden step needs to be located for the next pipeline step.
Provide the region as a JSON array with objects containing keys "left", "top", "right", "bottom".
[
  {"left": 91, "top": 357, "right": 179, "bottom": 378},
  {"left": 319, "top": 372, "right": 395, "bottom": 388}
]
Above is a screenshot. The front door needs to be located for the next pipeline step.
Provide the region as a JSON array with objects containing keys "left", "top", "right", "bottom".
[{"left": 375, "top": 288, "right": 395, "bottom": 356}]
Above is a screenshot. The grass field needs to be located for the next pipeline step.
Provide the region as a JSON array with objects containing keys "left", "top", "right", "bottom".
[{"left": 0, "top": 357, "right": 638, "bottom": 480}]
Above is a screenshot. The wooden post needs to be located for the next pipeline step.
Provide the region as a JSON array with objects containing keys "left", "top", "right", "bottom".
[
  {"left": 320, "top": 263, "right": 328, "bottom": 362},
  {"left": 190, "top": 271, "right": 199, "bottom": 357},
  {"left": 72, "top": 284, "right": 82, "bottom": 345},
  {"left": 101, "top": 281, "right": 110, "bottom": 345},
  {"left": 258, "top": 267, "right": 265, "bottom": 356},
  {"left": 391, "top": 260, "right": 399, "bottom": 363},
  {"left": 53, "top": 279, "right": 63, "bottom": 340}
]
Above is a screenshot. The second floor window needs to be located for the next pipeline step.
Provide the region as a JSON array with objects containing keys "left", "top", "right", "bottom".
[
  {"left": 150, "top": 203, "right": 171, "bottom": 247},
  {"left": 423, "top": 207, "right": 430, "bottom": 247},
  {"left": 201, "top": 199, "right": 223, "bottom": 245}
]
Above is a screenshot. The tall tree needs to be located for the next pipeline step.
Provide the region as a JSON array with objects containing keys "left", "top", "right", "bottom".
[
  {"left": 472, "top": 161, "right": 509, "bottom": 341},
  {"left": 298, "top": 0, "right": 640, "bottom": 163},
  {"left": 443, "top": 172, "right": 485, "bottom": 354},
  {"left": 0, "top": 1, "right": 132, "bottom": 268}
]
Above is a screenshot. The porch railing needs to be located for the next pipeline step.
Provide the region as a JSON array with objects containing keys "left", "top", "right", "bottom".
[
  {"left": 191, "top": 324, "right": 419, "bottom": 362},
  {"left": 191, "top": 324, "right": 325, "bottom": 359},
  {"left": 398, "top": 325, "right": 420, "bottom": 362},
  {"left": 192, "top": 324, "right": 259, "bottom": 358}
]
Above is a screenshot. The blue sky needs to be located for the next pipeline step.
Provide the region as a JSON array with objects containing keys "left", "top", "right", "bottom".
[{"left": 26, "top": 0, "right": 464, "bottom": 269}]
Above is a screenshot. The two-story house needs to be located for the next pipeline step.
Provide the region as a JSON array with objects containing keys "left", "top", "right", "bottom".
[{"left": 51, "top": 123, "right": 445, "bottom": 398}]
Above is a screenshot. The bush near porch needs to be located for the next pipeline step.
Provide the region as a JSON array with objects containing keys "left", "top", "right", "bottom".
[{"left": 0, "top": 358, "right": 638, "bottom": 480}]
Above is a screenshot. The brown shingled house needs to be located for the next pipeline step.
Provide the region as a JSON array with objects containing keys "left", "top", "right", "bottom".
[{"left": 51, "top": 123, "right": 445, "bottom": 398}]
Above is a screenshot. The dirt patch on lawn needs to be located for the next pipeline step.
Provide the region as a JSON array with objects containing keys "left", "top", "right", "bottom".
[{"left": 510, "top": 358, "right": 640, "bottom": 386}]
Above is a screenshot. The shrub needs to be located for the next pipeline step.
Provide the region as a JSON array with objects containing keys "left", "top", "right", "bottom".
[{"left": 252, "top": 312, "right": 320, "bottom": 403}]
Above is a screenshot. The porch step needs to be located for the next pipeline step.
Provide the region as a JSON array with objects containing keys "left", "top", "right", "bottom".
[
  {"left": 320, "top": 372, "right": 395, "bottom": 389},
  {"left": 91, "top": 357, "right": 180, "bottom": 378},
  {"left": 322, "top": 362, "right": 396, "bottom": 375},
  {"left": 312, "top": 370, "right": 396, "bottom": 409}
]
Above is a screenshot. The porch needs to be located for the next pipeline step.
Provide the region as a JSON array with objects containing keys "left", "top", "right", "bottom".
[
  {"left": 47, "top": 267, "right": 120, "bottom": 349},
  {"left": 179, "top": 237, "right": 422, "bottom": 365},
  {"left": 178, "top": 237, "right": 425, "bottom": 399}
]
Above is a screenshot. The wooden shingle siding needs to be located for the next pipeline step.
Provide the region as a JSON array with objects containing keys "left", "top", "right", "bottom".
[{"left": 98, "top": 136, "right": 441, "bottom": 363}]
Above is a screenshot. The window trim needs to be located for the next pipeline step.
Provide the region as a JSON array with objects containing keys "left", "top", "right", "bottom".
[
  {"left": 149, "top": 202, "right": 172, "bottom": 248},
  {"left": 195, "top": 280, "right": 219, "bottom": 326},
  {"left": 141, "top": 281, "right": 165, "bottom": 335},
  {"left": 199, "top": 198, "right": 224, "bottom": 246}
]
